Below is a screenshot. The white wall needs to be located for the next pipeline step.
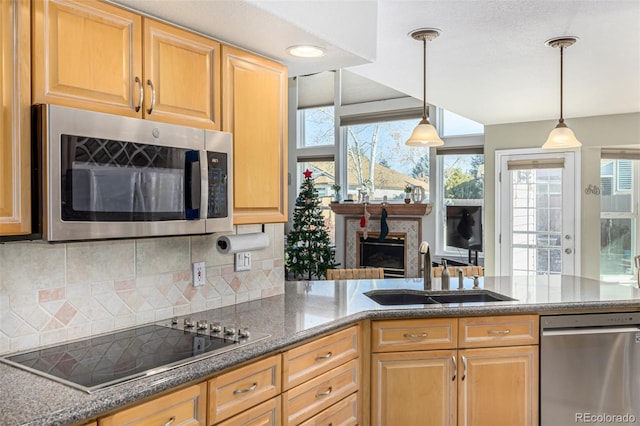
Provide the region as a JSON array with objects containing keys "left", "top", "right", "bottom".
[{"left": 484, "top": 112, "right": 640, "bottom": 278}]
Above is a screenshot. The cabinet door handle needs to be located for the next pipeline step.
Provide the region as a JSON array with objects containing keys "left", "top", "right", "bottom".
[
  {"left": 461, "top": 355, "right": 467, "bottom": 381},
  {"left": 134, "top": 76, "right": 143, "bottom": 112},
  {"left": 451, "top": 355, "right": 457, "bottom": 381},
  {"left": 315, "top": 351, "right": 332, "bottom": 361},
  {"left": 487, "top": 329, "right": 511, "bottom": 335},
  {"left": 232, "top": 382, "right": 258, "bottom": 395},
  {"left": 315, "top": 386, "right": 332, "bottom": 398},
  {"left": 403, "top": 332, "right": 428, "bottom": 339},
  {"left": 146, "top": 79, "right": 156, "bottom": 114},
  {"left": 163, "top": 416, "right": 176, "bottom": 426}
]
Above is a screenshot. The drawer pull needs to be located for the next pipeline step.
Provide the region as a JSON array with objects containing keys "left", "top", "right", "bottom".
[
  {"left": 315, "top": 351, "right": 333, "bottom": 360},
  {"left": 315, "top": 386, "right": 333, "bottom": 398},
  {"left": 487, "top": 329, "right": 511, "bottom": 335},
  {"left": 233, "top": 382, "right": 258, "bottom": 395},
  {"left": 403, "top": 332, "right": 428, "bottom": 339},
  {"left": 163, "top": 416, "right": 176, "bottom": 426}
]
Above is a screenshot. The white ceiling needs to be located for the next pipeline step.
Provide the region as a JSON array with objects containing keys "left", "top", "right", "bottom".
[{"left": 113, "top": 0, "right": 640, "bottom": 126}]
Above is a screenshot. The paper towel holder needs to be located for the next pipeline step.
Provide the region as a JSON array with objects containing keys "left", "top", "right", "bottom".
[{"left": 216, "top": 232, "right": 270, "bottom": 254}]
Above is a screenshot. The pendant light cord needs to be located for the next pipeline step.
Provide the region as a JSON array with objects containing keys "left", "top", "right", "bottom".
[
  {"left": 559, "top": 45, "right": 564, "bottom": 124},
  {"left": 422, "top": 36, "right": 428, "bottom": 121}
]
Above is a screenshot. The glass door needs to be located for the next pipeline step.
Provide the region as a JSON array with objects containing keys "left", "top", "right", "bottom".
[{"left": 496, "top": 150, "right": 579, "bottom": 276}]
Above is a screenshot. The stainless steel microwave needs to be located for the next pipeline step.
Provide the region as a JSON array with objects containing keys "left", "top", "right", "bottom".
[{"left": 34, "top": 105, "right": 233, "bottom": 241}]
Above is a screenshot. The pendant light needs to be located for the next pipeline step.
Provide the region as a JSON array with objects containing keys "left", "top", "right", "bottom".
[
  {"left": 542, "top": 37, "right": 581, "bottom": 149},
  {"left": 406, "top": 28, "right": 444, "bottom": 147}
]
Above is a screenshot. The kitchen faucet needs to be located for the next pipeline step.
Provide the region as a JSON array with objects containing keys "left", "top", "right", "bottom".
[{"left": 419, "top": 241, "right": 432, "bottom": 290}]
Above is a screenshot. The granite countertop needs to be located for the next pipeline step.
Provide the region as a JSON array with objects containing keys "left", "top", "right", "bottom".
[{"left": 2, "top": 275, "right": 639, "bottom": 426}]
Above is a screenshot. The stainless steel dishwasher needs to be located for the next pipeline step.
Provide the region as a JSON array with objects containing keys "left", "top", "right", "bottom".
[{"left": 541, "top": 312, "right": 640, "bottom": 425}]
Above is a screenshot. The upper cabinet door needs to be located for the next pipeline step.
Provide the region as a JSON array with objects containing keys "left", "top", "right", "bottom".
[
  {"left": 222, "top": 46, "right": 288, "bottom": 224},
  {"left": 143, "top": 19, "right": 220, "bottom": 130},
  {"left": 32, "top": 0, "right": 142, "bottom": 117},
  {"left": 0, "top": 0, "right": 31, "bottom": 236}
]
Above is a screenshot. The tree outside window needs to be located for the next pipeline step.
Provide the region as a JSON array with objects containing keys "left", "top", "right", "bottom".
[{"left": 345, "top": 118, "right": 430, "bottom": 201}]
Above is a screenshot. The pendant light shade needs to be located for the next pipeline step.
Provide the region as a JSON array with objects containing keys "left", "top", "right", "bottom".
[
  {"left": 542, "top": 37, "right": 581, "bottom": 149},
  {"left": 405, "top": 28, "right": 444, "bottom": 147}
]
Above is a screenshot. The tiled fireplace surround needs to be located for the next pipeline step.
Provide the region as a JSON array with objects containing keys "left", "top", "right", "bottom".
[
  {"left": 345, "top": 218, "right": 422, "bottom": 277},
  {"left": 0, "top": 224, "right": 285, "bottom": 354}
]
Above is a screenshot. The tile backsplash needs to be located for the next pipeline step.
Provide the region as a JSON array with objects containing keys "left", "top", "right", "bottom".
[{"left": 0, "top": 224, "right": 285, "bottom": 355}]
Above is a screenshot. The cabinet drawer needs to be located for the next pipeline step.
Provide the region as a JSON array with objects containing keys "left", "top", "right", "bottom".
[
  {"left": 459, "top": 315, "right": 539, "bottom": 348},
  {"left": 98, "top": 382, "right": 206, "bottom": 425},
  {"left": 215, "top": 395, "right": 281, "bottom": 426},
  {"left": 372, "top": 318, "right": 457, "bottom": 352},
  {"left": 208, "top": 354, "right": 281, "bottom": 424},
  {"left": 298, "top": 393, "right": 359, "bottom": 426},
  {"left": 283, "top": 325, "right": 359, "bottom": 390},
  {"left": 283, "top": 359, "right": 359, "bottom": 426}
]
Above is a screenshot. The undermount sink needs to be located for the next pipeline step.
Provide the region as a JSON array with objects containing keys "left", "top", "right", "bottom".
[{"left": 364, "top": 289, "right": 516, "bottom": 306}]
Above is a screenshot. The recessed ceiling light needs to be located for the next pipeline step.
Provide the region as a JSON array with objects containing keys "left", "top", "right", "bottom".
[{"left": 286, "top": 45, "right": 326, "bottom": 58}]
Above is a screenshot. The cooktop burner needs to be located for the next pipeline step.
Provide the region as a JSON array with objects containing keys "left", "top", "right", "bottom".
[{"left": 1, "top": 323, "right": 269, "bottom": 393}]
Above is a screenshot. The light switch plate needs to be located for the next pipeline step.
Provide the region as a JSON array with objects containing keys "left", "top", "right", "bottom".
[{"left": 235, "top": 252, "right": 251, "bottom": 272}]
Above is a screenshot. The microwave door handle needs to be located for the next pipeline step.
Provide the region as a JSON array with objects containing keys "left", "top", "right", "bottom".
[{"left": 185, "top": 151, "right": 201, "bottom": 220}]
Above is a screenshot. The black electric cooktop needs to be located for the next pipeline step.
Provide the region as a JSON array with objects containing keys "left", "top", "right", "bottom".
[{"left": 1, "top": 324, "right": 269, "bottom": 393}]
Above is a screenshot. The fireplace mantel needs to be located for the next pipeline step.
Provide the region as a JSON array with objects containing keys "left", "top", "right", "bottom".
[{"left": 330, "top": 202, "right": 432, "bottom": 216}]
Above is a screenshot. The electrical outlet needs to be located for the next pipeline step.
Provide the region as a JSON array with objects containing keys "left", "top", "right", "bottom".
[
  {"left": 235, "top": 252, "right": 251, "bottom": 272},
  {"left": 192, "top": 262, "right": 206, "bottom": 287}
]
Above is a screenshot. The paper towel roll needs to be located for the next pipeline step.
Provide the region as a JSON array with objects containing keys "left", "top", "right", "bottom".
[{"left": 216, "top": 232, "right": 270, "bottom": 254}]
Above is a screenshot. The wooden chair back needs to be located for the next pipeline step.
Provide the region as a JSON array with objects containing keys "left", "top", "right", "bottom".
[
  {"left": 432, "top": 265, "right": 483, "bottom": 278},
  {"left": 326, "top": 267, "right": 385, "bottom": 280}
]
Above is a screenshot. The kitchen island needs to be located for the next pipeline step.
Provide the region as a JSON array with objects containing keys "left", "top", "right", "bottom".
[{"left": 1, "top": 275, "right": 639, "bottom": 426}]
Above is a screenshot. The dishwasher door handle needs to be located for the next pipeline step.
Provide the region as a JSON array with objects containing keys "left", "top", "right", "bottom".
[{"left": 542, "top": 326, "right": 640, "bottom": 337}]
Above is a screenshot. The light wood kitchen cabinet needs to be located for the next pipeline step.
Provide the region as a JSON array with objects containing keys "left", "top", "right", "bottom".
[
  {"left": 215, "top": 395, "right": 281, "bottom": 426},
  {"left": 372, "top": 349, "right": 457, "bottom": 426},
  {"left": 282, "top": 325, "right": 360, "bottom": 425},
  {"left": 298, "top": 392, "right": 359, "bottom": 426},
  {"left": 32, "top": 0, "right": 142, "bottom": 117},
  {"left": 371, "top": 315, "right": 539, "bottom": 426},
  {"left": 208, "top": 354, "right": 281, "bottom": 424},
  {"left": 0, "top": 0, "right": 31, "bottom": 236},
  {"left": 142, "top": 18, "right": 220, "bottom": 129},
  {"left": 32, "top": 0, "right": 221, "bottom": 129},
  {"left": 222, "top": 45, "right": 288, "bottom": 225},
  {"left": 283, "top": 359, "right": 359, "bottom": 426},
  {"left": 283, "top": 325, "right": 359, "bottom": 390},
  {"left": 98, "top": 382, "right": 207, "bottom": 426},
  {"left": 458, "top": 345, "right": 538, "bottom": 426}
]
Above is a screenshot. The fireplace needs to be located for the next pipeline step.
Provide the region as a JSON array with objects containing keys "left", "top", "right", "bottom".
[
  {"left": 359, "top": 233, "right": 406, "bottom": 277},
  {"left": 344, "top": 217, "right": 422, "bottom": 278}
]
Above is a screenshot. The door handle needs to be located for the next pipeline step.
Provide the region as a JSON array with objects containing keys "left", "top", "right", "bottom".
[
  {"left": 134, "top": 76, "right": 143, "bottom": 112},
  {"left": 451, "top": 355, "right": 457, "bottom": 381},
  {"left": 565, "top": 248, "right": 573, "bottom": 254},
  {"left": 146, "top": 79, "right": 156, "bottom": 114}
]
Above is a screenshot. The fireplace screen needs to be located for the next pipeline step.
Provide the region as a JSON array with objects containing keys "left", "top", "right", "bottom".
[{"left": 359, "top": 235, "right": 406, "bottom": 277}]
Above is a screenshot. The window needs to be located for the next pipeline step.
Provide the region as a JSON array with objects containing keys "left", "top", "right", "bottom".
[
  {"left": 600, "top": 157, "right": 639, "bottom": 282},
  {"left": 299, "top": 106, "right": 335, "bottom": 148},
  {"left": 344, "top": 118, "right": 429, "bottom": 201},
  {"left": 441, "top": 109, "right": 484, "bottom": 137},
  {"left": 438, "top": 151, "right": 484, "bottom": 259}
]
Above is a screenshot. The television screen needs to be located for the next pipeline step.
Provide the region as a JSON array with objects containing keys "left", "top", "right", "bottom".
[{"left": 446, "top": 205, "right": 483, "bottom": 252}]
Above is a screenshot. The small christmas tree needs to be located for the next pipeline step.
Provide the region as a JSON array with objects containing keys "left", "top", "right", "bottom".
[{"left": 286, "top": 169, "right": 339, "bottom": 279}]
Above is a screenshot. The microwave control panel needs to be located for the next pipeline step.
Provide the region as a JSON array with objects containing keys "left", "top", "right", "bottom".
[{"left": 207, "top": 151, "right": 228, "bottom": 218}]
